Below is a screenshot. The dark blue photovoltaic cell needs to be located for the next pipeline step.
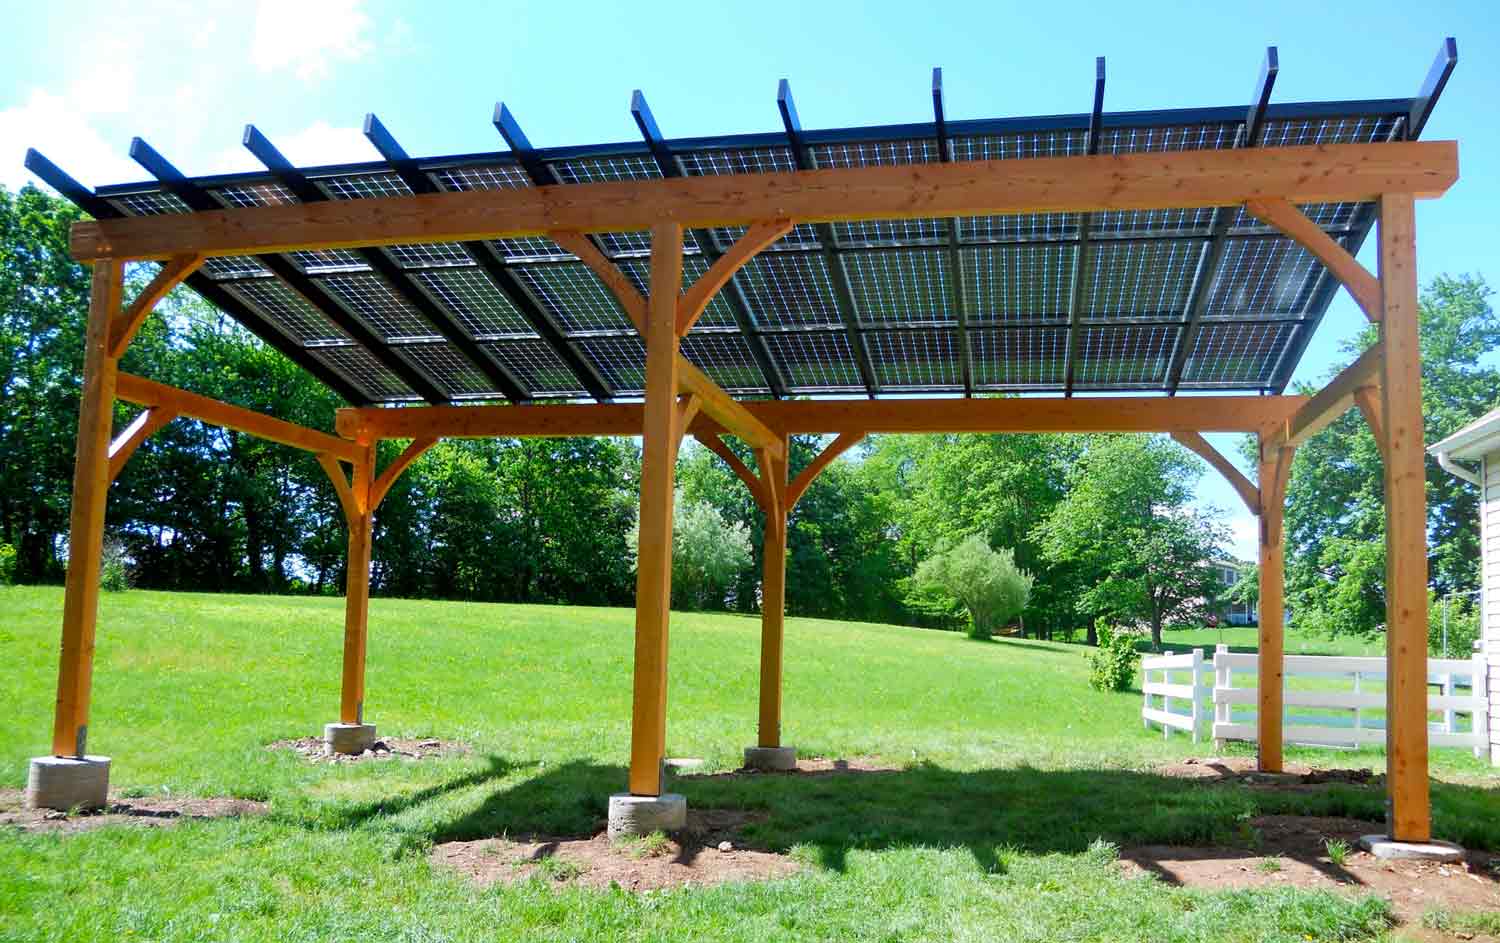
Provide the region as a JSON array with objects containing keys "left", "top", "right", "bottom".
[{"left": 88, "top": 102, "right": 1422, "bottom": 401}]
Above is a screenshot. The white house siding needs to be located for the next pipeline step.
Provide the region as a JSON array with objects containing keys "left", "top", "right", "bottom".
[{"left": 1485, "top": 453, "right": 1500, "bottom": 764}]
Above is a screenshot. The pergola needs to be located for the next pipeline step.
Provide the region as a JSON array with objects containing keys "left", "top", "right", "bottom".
[{"left": 24, "top": 42, "right": 1458, "bottom": 844}]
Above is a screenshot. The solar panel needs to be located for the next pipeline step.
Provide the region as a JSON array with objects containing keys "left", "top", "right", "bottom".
[{"left": 78, "top": 94, "right": 1432, "bottom": 403}]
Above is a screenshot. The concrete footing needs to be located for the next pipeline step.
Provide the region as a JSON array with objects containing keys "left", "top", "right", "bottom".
[
  {"left": 1358, "top": 834, "right": 1464, "bottom": 862},
  {"left": 607, "top": 792, "right": 686, "bottom": 839},
  {"left": 26, "top": 755, "right": 111, "bottom": 811},
  {"left": 324, "top": 722, "right": 377, "bottom": 755},
  {"left": 743, "top": 745, "right": 797, "bottom": 772}
]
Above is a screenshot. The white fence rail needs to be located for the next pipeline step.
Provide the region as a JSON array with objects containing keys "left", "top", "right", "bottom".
[{"left": 1140, "top": 644, "right": 1489, "bottom": 754}]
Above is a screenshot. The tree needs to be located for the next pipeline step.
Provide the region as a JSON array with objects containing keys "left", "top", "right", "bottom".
[
  {"left": 627, "top": 491, "right": 752, "bottom": 611},
  {"left": 1278, "top": 274, "right": 1498, "bottom": 638},
  {"left": 909, "top": 535, "right": 1033, "bottom": 639},
  {"left": 1036, "top": 435, "right": 1227, "bottom": 649}
]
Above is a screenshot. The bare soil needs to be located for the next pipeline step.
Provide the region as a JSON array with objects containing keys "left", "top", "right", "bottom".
[
  {"left": 1154, "top": 755, "right": 1385, "bottom": 788},
  {"left": 267, "top": 736, "right": 469, "bottom": 764},
  {"left": 432, "top": 808, "right": 799, "bottom": 892},
  {"left": 0, "top": 789, "right": 266, "bottom": 835}
]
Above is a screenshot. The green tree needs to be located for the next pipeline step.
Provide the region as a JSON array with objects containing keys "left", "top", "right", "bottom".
[
  {"left": 1036, "top": 435, "right": 1227, "bottom": 649},
  {"left": 909, "top": 534, "right": 1033, "bottom": 639},
  {"left": 627, "top": 490, "right": 752, "bottom": 610},
  {"left": 1279, "top": 274, "right": 1498, "bottom": 638}
]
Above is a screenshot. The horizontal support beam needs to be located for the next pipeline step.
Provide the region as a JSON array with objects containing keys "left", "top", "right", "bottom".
[
  {"left": 337, "top": 393, "right": 1305, "bottom": 441},
  {"left": 117, "top": 373, "right": 362, "bottom": 462},
  {"left": 1266, "top": 343, "right": 1383, "bottom": 450},
  {"left": 72, "top": 142, "right": 1458, "bottom": 262}
]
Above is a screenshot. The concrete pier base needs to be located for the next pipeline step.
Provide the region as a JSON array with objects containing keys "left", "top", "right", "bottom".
[
  {"left": 607, "top": 792, "right": 686, "bottom": 839},
  {"left": 743, "top": 745, "right": 797, "bottom": 772},
  {"left": 1358, "top": 834, "right": 1464, "bottom": 862},
  {"left": 323, "top": 722, "right": 377, "bottom": 755},
  {"left": 26, "top": 755, "right": 110, "bottom": 811}
]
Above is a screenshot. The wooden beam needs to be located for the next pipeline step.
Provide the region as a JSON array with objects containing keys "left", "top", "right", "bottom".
[
  {"left": 51, "top": 260, "right": 122, "bottom": 758},
  {"left": 676, "top": 360, "right": 783, "bottom": 457},
  {"left": 71, "top": 142, "right": 1459, "bottom": 262},
  {"left": 1244, "top": 197, "right": 1383, "bottom": 322},
  {"left": 628, "top": 222, "right": 683, "bottom": 798},
  {"left": 1171, "top": 431, "right": 1259, "bottom": 514},
  {"left": 674, "top": 394, "right": 702, "bottom": 445},
  {"left": 677, "top": 219, "right": 792, "bottom": 334},
  {"left": 109, "top": 254, "right": 203, "bottom": 357},
  {"left": 1267, "top": 344, "right": 1384, "bottom": 450},
  {"left": 107, "top": 406, "right": 177, "bottom": 483},
  {"left": 339, "top": 395, "right": 1302, "bottom": 442},
  {"left": 1256, "top": 437, "right": 1296, "bottom": 774},
  {"left": 369, "top": 438, "right": 436, "bottom": 512},
  {"left": 116, "top": 373, "right": 362, "bottom": 462},
  {"left": 786, "top": 431, "right": 866, "bottom": 511},
  {"left": 1377, "top": 192, "right": 1431, "bottom": 843},
  {"left": 1353, "top": 386, "right": 1387, "bottom": 461}
]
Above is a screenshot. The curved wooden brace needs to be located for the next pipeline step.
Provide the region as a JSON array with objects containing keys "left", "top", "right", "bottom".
[
  {"left": 697, "top": 432, "right": 771, "bottom": 512},
  {"left": 674, "top": 394, "right": 702, "bottom": 445},
  {"left": 785, "top": 431, "right": 865, "bottom": 511},
  {"left": 369, "top": 437, "right": 436, "bottom": 512},
  {"left": 109, "top": 254, "right": 204, "bottom": 357},
  {"left": 107, "top": 406, "right": 177, "bottom": 483},
  {"left": 1352, "top": 386, "right": 1387, "bottom": 462},
  {"left": 1243, "top": 198, "right": 1381, "bottom": 322},
  {"left": 676, "top": 219, "right": 792, "bottom": 334},
  {"left": 549, "top": 230, "right": 646, "bottom": 331},
  {"left": 1170, "top": 430, "right": 1259, "bottom": 514},
  {"left": 317, "top": 452, "right": 362, "bottom": 523}
]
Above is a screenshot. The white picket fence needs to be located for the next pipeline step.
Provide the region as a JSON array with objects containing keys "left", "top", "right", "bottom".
[{"left": 1141, "top": 644, "right": 1490, "bottom": 754}]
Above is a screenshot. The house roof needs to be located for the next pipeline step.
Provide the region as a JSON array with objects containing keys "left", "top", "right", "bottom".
[{"left": 1429, "top": 405, "right": 1500, "bottom": 461}]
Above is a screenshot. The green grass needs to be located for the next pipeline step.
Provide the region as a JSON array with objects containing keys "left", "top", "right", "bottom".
[{"left": 1, "top": 586, "right": 1495, "bottom": 941}]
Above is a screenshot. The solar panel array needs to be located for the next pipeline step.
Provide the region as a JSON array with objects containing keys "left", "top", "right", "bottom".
[{"left": 88, "top": 100, "right": 1417, "bottom": 406}]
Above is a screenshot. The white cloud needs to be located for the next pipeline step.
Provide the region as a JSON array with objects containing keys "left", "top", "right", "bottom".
[
  {"left": 0, "top": 90, "right": 139, "bottom": 193},
  {"left": 1226, "top": 514, "right": 1259, "bottom": 563},
  {"left": 201, "top": 121, "right": 377, "bottom": 176},
  {"left": 252, "top": 0, "right": 373, "bottom": 81}
]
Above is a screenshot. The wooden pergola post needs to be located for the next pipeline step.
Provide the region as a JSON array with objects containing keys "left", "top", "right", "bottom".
[
  {"left": 26, "top": 261, "right": 123, "bottom": 811},
  {"left": 626, "top": 222, "right": 684, "bottom": 800},
  {"left": 756, "top": 437, "right": 790, "bottom": 752},
  {"left": 1255, "top": 439, "right": 1294, "bottom": 773},
  {"left": 1378, "top": 192, "right": 1432, "bottom": 842},
  {"left": 340, "top": 448, "right": 376, "bottom": 725}
]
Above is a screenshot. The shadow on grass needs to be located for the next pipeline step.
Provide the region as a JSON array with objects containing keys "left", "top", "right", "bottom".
[{"left": 294, "top": 756, "right": 1500, "bottom": 871}]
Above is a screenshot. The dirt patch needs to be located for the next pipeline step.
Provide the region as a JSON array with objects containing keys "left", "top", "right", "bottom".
[
  {"left": 682, "top": 755, "right": 902, "bottom": 783},
  {"left": 432, "top": 808, "right": 799, "bottom": 892},
  {"left": 1155, "top": 755, "right": 1384, "bottom": 788},
  {"left": 1122, "top": 815, "right": 1500, "bottom": 932},
  {"left": 267, "top": 736, "right": 469, "bottom": 764},
  {"left": 0, "top": 789, "right": 266, "bottom": 835}
]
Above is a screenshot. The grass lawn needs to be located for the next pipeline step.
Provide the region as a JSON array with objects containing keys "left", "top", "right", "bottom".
[{"left": 2, "top": 586, "right": 1496, "bottom": 941}]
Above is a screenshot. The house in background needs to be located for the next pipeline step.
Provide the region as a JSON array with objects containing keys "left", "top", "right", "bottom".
[
  {"left": 1211, "top": 556, "right": 1258, "bottom": 626},
  {"left": 1429, "top": 406, "right": 1500, "bottom": 766}
]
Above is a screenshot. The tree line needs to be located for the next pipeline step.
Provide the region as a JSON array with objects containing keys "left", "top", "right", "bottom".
[{"left": 3, "top": 185, "right": 1494, "bottom": 644}]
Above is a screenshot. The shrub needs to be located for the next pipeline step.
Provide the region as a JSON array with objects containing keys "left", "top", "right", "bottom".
[
  {"left": 0, "top": 543, "right": 15, "bottom": 585},
  {"left": 1428, "top": 592, "right": 1480, "bottom": 657},
  {"left": 1087, "top": 622, "right": 1140, "bottom": 692},
  {"left": 100, "top": 540, "right": 131, "bottom": 593},
  {"left": 626, "top": 492, "right": 752, "bottom": 611},
  {"left": 908, "top": 535, "right": 1033, "bottom": 640}
]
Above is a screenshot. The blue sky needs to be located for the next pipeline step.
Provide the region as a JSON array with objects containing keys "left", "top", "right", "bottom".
[{"left": 3, "top": 0, "right": 1495, "bottom": 558}]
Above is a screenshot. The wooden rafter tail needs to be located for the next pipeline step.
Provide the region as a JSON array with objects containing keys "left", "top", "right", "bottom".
[
  {"left": 71, "top": 142, "right": 1459, "bottom": 263},
  {"left": 107, "top": 406, "right": 178, "bottom": 483},
  {"left": 115, "top": 373, "right": 363, "bottom": 462},
  {"left": 1170, "top": 431, "right": 1259, "bottom": 514},
  {"left": 109, "top": 253, "right": 204, "bottom": 357},
  {"left": 1267, "top": 343, "right": 1383, "bottom": 451},
  {"left": 368, "top": 437, "right": 437, "bottom": 512},
  {"left": 786, "top": 431, "right": 866, "bottom": 511},
  {"left": 1243, "top": 197, "right": 1382, "bottom": 322},
  {"left": 677, "top": 360, "right": 783, "bottom": 458},
  {"left": 676, "top": 219, "right": 793, "bottom": 334}
]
